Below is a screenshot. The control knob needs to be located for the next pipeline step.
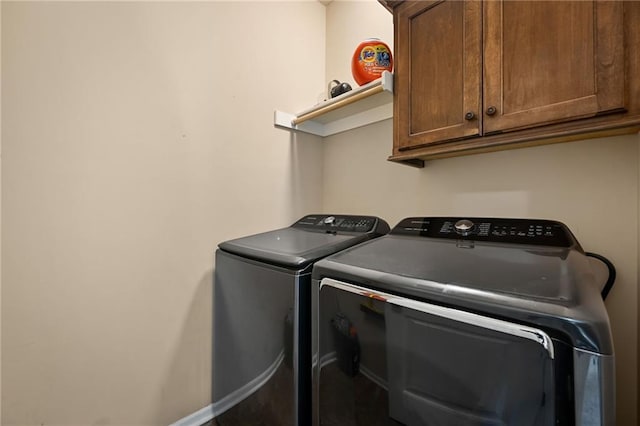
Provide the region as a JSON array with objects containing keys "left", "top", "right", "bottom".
[{"left": 454, "top": 219, "right": 475, "bottom": 236}]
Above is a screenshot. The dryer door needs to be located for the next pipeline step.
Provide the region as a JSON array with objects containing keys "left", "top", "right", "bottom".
[{"left": 315, "top": 278, "right": 557, "bottom": 426}]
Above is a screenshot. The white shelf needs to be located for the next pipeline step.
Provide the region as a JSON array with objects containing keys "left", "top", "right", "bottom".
[{"left": 274, "top": 71, "right": 393, "bottom": 137}]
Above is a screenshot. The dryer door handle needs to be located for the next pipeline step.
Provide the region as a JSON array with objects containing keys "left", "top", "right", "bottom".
[{"left": 319, "top": 278, "right": 555, "bottom": 359}]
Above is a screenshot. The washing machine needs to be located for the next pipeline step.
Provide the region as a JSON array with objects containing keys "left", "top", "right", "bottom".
[
  {"left": 213, "top": 214, "right": 390, "bottom": 426},
  {"left": 312, "top": 217, "right": 615, "bottom": 426}
]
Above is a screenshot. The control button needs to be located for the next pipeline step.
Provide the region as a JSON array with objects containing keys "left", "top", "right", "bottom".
[
  {"left": 440, "top": 222, "right": 453, "bottom": 234},
  {"left": 354, "top": 219, "right": 372, "bottom": 232},
  {"left": 454, "top": 219, "right": 475, "bottom": 236},
  {"left": 324, "top": 216, "right": 336, "bottom": 225}
]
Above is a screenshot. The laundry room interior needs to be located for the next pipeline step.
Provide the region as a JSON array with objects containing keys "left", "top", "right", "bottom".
[{"left": 1, "top": 1, "right": 639, "bottom": 425}]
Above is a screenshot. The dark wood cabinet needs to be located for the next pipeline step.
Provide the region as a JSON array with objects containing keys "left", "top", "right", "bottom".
[
  {"left": 384, "top": 0, "right": 640, "bottom": 167},
  {"left": 483, "top": 1, "right": 624, "bottom": 133},
  {"left": 395, "top": 1, "right": 481, "bottom": 149}
]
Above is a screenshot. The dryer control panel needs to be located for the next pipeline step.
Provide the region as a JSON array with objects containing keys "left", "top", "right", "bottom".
[
  {"left": 293, "top": 214, "right": 383, "bottom": 233},
  {"left": 392, "top": 217, "right": 574, "bottom": 247}
]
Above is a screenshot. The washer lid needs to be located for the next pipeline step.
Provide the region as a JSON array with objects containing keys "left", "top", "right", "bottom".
[
  {"left": 312, "top": 217, "right": 613, "bottom": 354},
  {"left": 322, "top": 235, "right": 578, "bottom": 301},
  {"left": 218, "top": 214, "right": 390, "bottom": 268}
]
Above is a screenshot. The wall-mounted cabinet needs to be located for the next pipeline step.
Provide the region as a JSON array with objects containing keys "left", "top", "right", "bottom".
[
  {"left": 381, "top": 0, "right": 640, "bottom": 167},
  {"left": 274, "top": 71, "right": 393, "bottom": 137}
]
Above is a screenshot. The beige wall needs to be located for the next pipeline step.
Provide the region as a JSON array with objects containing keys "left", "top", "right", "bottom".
[
  {"left": 1, "top": 2, "right": 324, "bottom": 425},
  {"left": 324, "top": 1, "right": 639, "bottom": 425}
]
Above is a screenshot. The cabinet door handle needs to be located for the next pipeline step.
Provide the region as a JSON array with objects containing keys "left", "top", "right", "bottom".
[
  {"left": 464, "top": 111, "right": 476, "bottom": 121},
  {"left": 486, "top": 106, "right": 497, "bottom": 116}
]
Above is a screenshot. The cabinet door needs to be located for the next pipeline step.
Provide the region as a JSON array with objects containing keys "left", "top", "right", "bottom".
[
  {"left": 394, "top": 0, "right": 481, "bottom": 152},
  {"left": 483, "top": 1, "right": 624, "bottom": 134}
]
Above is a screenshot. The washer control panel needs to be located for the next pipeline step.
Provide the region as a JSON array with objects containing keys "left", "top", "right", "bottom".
[
  {"left": 392, "top": 217, "right": 574, "bottom": 247},
  {"left": 293, "top": 214, "right": 380, "bottom": 233}
]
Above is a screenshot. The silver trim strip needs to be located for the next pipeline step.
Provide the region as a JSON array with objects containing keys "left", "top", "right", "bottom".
[
  {"left": 320, "top": 278, "right": 555, "bottom": 359},
  {"left": 573, "top": 348, "right": 615, "bottom": 426},
  {"left": 293, "top": 279, "right": 300, "bottom": 424}
]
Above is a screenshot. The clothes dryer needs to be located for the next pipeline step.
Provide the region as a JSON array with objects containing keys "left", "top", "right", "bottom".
[
  {"left": 213, "top": 214, "right": 389, "bottom": 426},
  {"left": 312, "top": 217, "right": 615, "bottom": 426}
]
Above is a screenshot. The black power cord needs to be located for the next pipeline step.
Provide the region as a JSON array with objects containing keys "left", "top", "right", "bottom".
[{"left": 585, "top": 252, "right": 616, "bottom": 300}]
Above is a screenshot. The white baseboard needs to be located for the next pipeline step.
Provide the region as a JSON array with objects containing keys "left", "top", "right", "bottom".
[
  {"left": 168, "top": 404, "right": 213, "bottom": 426},
  {"left": 169, "top": 351, "right": 285, "bottom": 426}
]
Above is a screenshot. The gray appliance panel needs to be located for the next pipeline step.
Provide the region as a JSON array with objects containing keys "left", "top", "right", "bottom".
[
  {"left": 219, "top": 227, "right": 363, "bottom": 268},
  {"left": 316, "top": 280, "right": 555, "bottom": 426},
  {"left": 213, "top": 249, "right": 298, "bottom": 421},
  {"left": 312, "top": 235, "right": 613, "bottom": 354},
  {"left": 384, "top": 302, "right": 554, "bottom": 426}
]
